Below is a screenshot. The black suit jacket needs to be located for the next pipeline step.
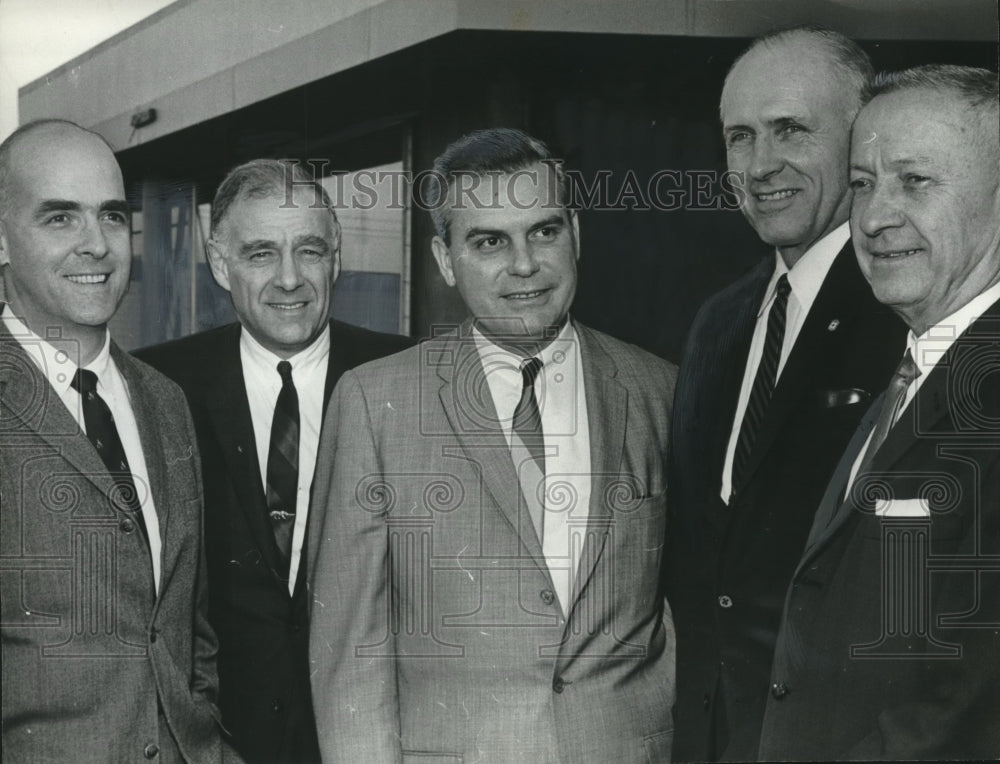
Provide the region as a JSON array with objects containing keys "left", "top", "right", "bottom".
[
  {"left": 666, "top": 243, "right": 907, "bottom": 761},
  {"left": 135, "top": 320, "right": 414, "bottom": 764},
  {"left": 759, "top": 297, "right": 1000, "bottom": 760}
]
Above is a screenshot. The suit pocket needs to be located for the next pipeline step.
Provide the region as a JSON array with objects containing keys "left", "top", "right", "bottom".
[{"left": 643, "top": 728, "right": 673, "bottom": 763}]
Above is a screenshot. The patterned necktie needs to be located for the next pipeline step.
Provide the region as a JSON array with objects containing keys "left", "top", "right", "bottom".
[
  {"left": 511, "top": 357, "right": 546, "bottom": 543},
  {"left": 732, "top": 273, "right": 792, "bottom": 494},
  {"left": 512, "top": 357, "right": 545, "bottom": 473},
  {"left": 856, "top": 349, "right": 921, "bottom": 475},
  {"left": 266, "top": 360, "right": 299, "bottom": 577},
  {"left": 71, "top": 368, "right": 148, "bottom": 543}
]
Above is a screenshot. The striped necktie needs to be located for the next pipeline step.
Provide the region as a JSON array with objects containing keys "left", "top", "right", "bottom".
[{"left": 265, "top": 360, "right": 299, "bottom": 578}]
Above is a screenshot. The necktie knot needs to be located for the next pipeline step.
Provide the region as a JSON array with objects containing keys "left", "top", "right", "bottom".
[
  {"left": 277, "top": 360, "right": 294, "bottom": 385},
  {"left": 775, "top": 272, "right": 792, "bottom": 301},
  {"left": 71, "top": 368, "right": 99, "bottom": 395},
  {"left": 521, "top": 357, "right": 543, "bottom": 389},
  {"left": 893, "top": 349, "right": 920, "bottom": 388}
]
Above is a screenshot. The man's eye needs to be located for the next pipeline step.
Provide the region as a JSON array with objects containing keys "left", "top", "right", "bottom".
[
  {"left": 779, "top": 123, "right": 806, "bottom": 137},
  {"left": 299, "top": 248, "right": 324, "bottom": 260},
  {"left": 102, "top": 212, "right": 129, "bottom": 226},
  {"left": 45, "top": 214, "right": 70, "bottom": 226},
  {"left": 904, "top": 174, "right": 931, "bottom": 187},
  {"left": 475, "top": 236, "right": 505, "bottom": 252},
  {"left": 531, "top": 226, "right": 559, "bottom": 241},
  {"left": 849, "top": 177, "right": 873, "bottom": 191},
  {"left": 249, "top": 251, "right": 275, "bottom": 261},
  {"left": 726, "top": 131, "right": 751, "bottom": 147}
]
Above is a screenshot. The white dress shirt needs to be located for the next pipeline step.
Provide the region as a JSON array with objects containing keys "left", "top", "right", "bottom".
[
  {"left": 846, "top": 279, "right": 1000, "bottom": 495},
  {"left": 241, "top": 326, "right": 329, "bottom": 594},
  {"left": 720, "top": 223, "right": 850, "bottom": 503},
  {"left": 1, "top": 306, "right": 163, "bottom": 589},
  {"left": 474, "top": 320, "right": 591, "bottom": 613}
]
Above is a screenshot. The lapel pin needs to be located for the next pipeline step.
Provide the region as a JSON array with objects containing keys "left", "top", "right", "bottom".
[
  {"left": 827, "top": 319, "right": 840, "bottom": 332},
  {"left": 237, "top": 445, "right": 243, "bottom": 453}
]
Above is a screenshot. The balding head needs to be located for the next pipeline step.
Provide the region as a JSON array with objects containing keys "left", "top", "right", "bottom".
[{"left": 0, "top": 119, "right": 130, "bottom": 364}]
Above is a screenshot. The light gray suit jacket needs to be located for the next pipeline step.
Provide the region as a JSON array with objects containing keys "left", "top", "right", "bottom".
[
  {"left": 1, "top": 322, "right": 227, "bottom": 762},
  {"left": 308, "top": 320, "right": 677, "bottom": 763}
]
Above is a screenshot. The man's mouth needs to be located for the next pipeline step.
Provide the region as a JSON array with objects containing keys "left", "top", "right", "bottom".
[
  {"left": 870, "top": 248, "right": 921, "bottom": 260},
  {"left": 503, "top": 288, "right": 550, "bottom": 301},
  {"left": 65, "top": 274, "right": 109, "bottom": 284},
  {"left": 754, "top": 189, "right": 798, "bottom": 202},
  {"left": 269, "top": 302, "right": 308, "bottom": 310}
]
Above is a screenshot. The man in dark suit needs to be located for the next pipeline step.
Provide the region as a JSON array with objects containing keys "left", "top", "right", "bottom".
[
  {"left": 308, "top": 128, "right": 677, "bottom": 762},
  {"left": 136, "top": 159, "right": 412, "bottom": 763},
  {"left": 666, "top": 27, "right": 907, "bottom": 761},
  {"left": 1, "top": 119, "right": 229, "bottom": 761},
  {"left": 759, "top": 64, "right": 1000, "bottom": 761}
]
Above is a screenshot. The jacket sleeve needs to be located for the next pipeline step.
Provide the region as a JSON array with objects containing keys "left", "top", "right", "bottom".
[{"left": 308, "top": 370, "right": 402, "bottom": 763}]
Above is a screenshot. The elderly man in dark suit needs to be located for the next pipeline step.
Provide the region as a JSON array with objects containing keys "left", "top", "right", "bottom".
[
  {"left": 136, "top": 159, "right": 412, "bottom": 763},
  {"left": 0, "top": 120, "right": 228, "bottom": 761},
  {"left": 308, "top": 128, "right": 677, "bottom": 762},
  {"left": 665, "top": 26, "right": 907, "bottom": 761},
  {"left": 760, "top": 63, "right": 1000, "bottom": 761}
]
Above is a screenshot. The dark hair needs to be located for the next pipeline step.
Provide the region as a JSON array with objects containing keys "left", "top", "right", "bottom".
[
  {"left": 725, "top": 25, "right": 873, "bottom": 117},
  {"left": 426, "top": 127, "right": 569, "bottom": 244},
  {"left": 210, "top": 158, "right": 338, "bottom": 238},
  {"left": 0, "top": 118, "right": 115, "bottom": 217},
  {"left": 869, "top": 64, "right": 999, "bottom": 111}
]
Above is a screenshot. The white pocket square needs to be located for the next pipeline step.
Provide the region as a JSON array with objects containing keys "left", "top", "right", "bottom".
[{"left": 876, "top": 498, "right": 931, "bottom": 518}]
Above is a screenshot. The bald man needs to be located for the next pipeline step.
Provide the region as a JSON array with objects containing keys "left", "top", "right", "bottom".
[{"left": 1, "top": 119, "right": 229, "bottom": 762}]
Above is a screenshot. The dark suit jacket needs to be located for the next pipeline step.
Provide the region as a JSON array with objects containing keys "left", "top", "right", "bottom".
[
  {"left": 135, "top": 320, "right": 413, "bottom": 764},
  {"left": 759, "top": 296, "right": 1000, "bottom": 760},
  {"left": 666, "top": 243, "right": 907, "bottom": 761},
  {"left": 1, "top": 325, "right": 225, "bottom": 762},
  {"left": 308, "top": 320, "right": 678, "bottom": 763}
]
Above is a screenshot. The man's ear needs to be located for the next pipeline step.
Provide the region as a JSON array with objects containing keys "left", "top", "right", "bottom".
[
  {"left": 205, "top": 238, "right": 232, "bottom": 292},
  {"left": 570, "top": 210, "right": 581, "bottom": 261},
  {"left": 330, "top": 219, "right": 342, "bottom": 285},
  {"left": 431, "top": 236, "right": 457, "bottom": 287},
  {"left": 0, "top": 220, "right": 10, "bottom": 268}
]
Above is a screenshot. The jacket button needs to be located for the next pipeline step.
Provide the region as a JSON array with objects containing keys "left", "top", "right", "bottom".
[
  {"left": 771, "top": 682, "right": 789, "bottom": 699},
  {"left": 143, "top": 743, "right": 159, "bottom": 758},
  {"left": 149, "top": 628, "right": 157, "bottom": 644},
  {"left": 120, "top": 518, "right": 135, "bottom": 534},
  {"left": 272, "top": 699, "right": 284, "bottom": 713},
  {"left": 718, "top": 595, "right": 733, "bottom": 608},
  {"left": 540, "top": 589, "right": 555, "bottom": 605},
  {"left": 552, "top": 677, "right": 565, "bottom": 693}
]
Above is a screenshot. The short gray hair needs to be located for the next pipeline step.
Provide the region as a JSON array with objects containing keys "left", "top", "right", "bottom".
[
  {"left": 210, "top": 158, "right": 338, "bottom": 238},
  {"left": 869, "top": 64, "right": 999, "bottom": 112},
  {"left": 725, "top": 25, "right": 873, "bottom": 119}
]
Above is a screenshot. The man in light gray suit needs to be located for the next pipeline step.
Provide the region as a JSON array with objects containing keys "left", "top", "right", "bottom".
[
  {"left": 0, "top": 119, "right": 228, "bottom": 761},
  {"left": 308, "top": 128, "right": 677, "bottom": 762}
]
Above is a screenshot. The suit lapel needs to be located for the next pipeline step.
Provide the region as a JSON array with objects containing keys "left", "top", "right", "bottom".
[
  {"left": 737, "top": 244, "right": 862, "bottom": 490},
  {"left": 203, "top": 328, "right": 288, "bottom": 584},
  {"left": 113, "top": 344, "right": 170, "bottom": 596},
  {"left": 435, "top": 323, "right": 548, "bottom": 567},
  {"left": 0, "top": 323, "right": 120, "bottom": 506},
  {"left": 798, "top": 296, "right": 1000, "bottom": 568},
  {"left": 569, "top": 323, "right": 625, "bottom": 605}
]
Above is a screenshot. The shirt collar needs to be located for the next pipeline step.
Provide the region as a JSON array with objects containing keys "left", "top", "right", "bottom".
[
  {"left": 0, "top": 303, "right": 111, "bottom": 395},
  {"left": 759, "top": 222, "right": 849, "bottom": 317},
  {"left": 471, "top": 319, "right": 577, "bottom": 377},
  {"left": 908, "top": 279, "right": 1000, "bottom": 375},
  {"left": 239, "top": 323, "right": 331, "bottom": 379}
]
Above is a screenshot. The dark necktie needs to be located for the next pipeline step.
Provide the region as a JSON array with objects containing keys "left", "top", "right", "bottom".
[
  {"left": 512, "top": 357, "right": 545, "bottom": 474},
  {"left": 856, "top": 349, "right": 920, "bottom": 476},
  {"left": 266, "top": 360, "right": 299, "bottom": 577},
  {"left": 71, "top": 368, "right": 149, "bottom": 544},
  {"left": 732, "top": 273, "right": 792, "bottom": 494}
]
